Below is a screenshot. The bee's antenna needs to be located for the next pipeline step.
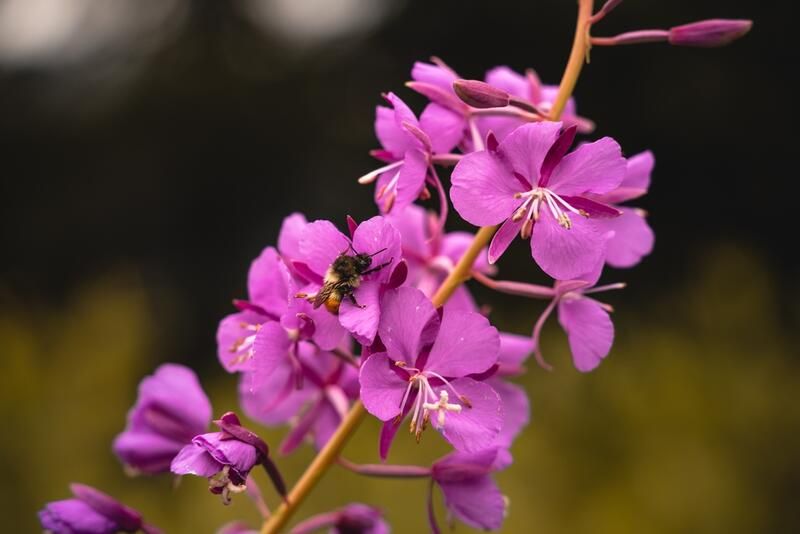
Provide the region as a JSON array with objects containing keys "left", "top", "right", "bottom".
[{"left": 368, "top": 247, "right": 388, "bottom": 257}]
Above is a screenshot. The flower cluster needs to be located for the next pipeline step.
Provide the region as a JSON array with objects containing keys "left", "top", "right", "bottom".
[{"left": 40, "top": 2, "right": 750, "bottom": 532}]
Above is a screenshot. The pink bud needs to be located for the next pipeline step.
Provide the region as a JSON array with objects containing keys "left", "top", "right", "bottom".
[
  {"left": 453, "top": 79, "right": 510, "bottom": 108},
  {"left": 669, "top": 19, "right": 752, "bottom": 48}
]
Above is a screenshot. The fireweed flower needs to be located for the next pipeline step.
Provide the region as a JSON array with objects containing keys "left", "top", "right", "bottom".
[
  {"left": 218, "top": 245, "right": 345, "bottom": 385},
  {"left": 429, "top": 448, "right": 508, "bottom": 532},
  {"left": 295, "top": 216, "right": 403, "bottom": 345},
  {"left": 487, "top": 334, "right": 534, "bottom": 453},
  {"left": 171, "top": 412, "right": 285, "bottom": 504},
  {"left": 241, "top": 344, "right": 359, "bottom": 454},
  {"left": 360, "top": 287, "right": 502, "bottom": 453},
  {"left": 590, "top": 150, "right": 655, "bottom": 268},
  {"left": 113, "top": 363, "right": 212, "bottom": 475},
  {"left": 290, "top": 503, "right": 390, "bottom": 534},
  {"left": 359, "top": 92, "right": 460, "bottom": 214},
  {"left": 39, "top": 483, "right": 161, "bottom": 534},
  {"left": 386, "top": 204, "right": 493, "bottom": 310},
  {"left": 451, "top": 121, "right": 626, "bottom": 280}
]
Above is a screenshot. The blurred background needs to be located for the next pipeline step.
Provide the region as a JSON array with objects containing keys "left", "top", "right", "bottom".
[{"left": 1, "top": 0, "right": 796, "bottom": 532}]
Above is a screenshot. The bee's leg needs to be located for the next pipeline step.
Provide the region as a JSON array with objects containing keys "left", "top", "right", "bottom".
[
  {"left": 349, "top": 293, "right": 367, "bottom": 309},
  {"left": 362, "top": 258, "right": 393, "bottom": 275}
]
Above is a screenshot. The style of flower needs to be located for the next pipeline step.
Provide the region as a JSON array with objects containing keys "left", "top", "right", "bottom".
[
  {"left": 591, "top": 150, "right": 655, "bottom": 268},
  {"left": 170, "top": 412, "right": 285, "bottom": 504},
  {"left": 290, "top": 503, "right": 390, "bottom": 534},
  {"left": 360, "top": 287, "right": 502, "bottom": 454},
  {"left": 240, "top": 343, "right": 359, "bottom": 454},
  {"left": 39, "top": 483, "right": 161, "bottom": 534},
  {"left": 359, "top": 92, "right": 460, "bottom": 214},
  {"left": 429, "top": 448, "right": 508, "bottom": 532},
  {"left": 451, "top": 121, "right": 627, "bottom": 280},
  {"left": 294, "top": 216, "right": 403, "bottom": 345},
  {"left": 113, "top": 364, "right": 212, "bottom": 475},
  {"left": 386, "top": 204, "right": 493, "bottom": 310}
]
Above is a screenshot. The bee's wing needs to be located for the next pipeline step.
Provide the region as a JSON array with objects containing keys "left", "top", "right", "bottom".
[{"left": 311, "top": 283, "right": 335, "bottom": 309}]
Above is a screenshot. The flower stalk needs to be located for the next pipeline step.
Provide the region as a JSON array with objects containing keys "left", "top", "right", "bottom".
[{"left": 259, "top": 2, "right": 595, "bottom": 532}]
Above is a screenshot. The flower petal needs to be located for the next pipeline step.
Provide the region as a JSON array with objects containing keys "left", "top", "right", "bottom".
[
  {"left": 438, "top": 474, "right": 505, "bottom": 531},
  {"left": 339, "top": 281, "right": 382, "bottom": 344},
  {"left": 247, "top": 247, "right": 289, "bottom": 312},
  {"left": 393, "top": 149, "right": 428, "bottom": 212},
  {"left": 489, "top": 378, "right": 530, "bottom": 448},
  {"left": 351, "top": 216, "right": 402, "bottom": 283},
  {"left": 557, "top": 296, "right": 614, "bottom": 372},
  {"left": 497, "top": 332, "right": 534, "bottom": 373},
  {"left": 420, "top": 103, "right": 465, "bottom": 154},
  {"left": 484, "top": 65, "right": 528, "bottom": 99},
  {"left": 359, "top": 352, "right": 409, "bottom": 421},
  {"left": 379, "top": 287, "right": 440, "bottom": 365},
  {"left": 170, "top": 443, "right": 220, "bottom": 477},
  {"left": 487, "top": 216, "right": 522, "bottom": 264},
  {"left": 40, "top": 499, "right": 118, "bottom": 534},
  {"left": 432, "top": 378, "right": 503, "bottom": 452},
  {"left": 278, "top": 212, "right": 308, "bottom": 260},
  {"left": 426, "top": 308, "right": 499, "bottom": 377},
  {"left": 112, "top": 430, "right": 184, "bottom": 474},
  {"left": 622, "top": 150, "right": 654, "bottom": 191},
  {"left": 597, "top": 207, "right": 655, "bottom": 268},
  {"left": 547, "top": 137, "right": 626, "bottom": 195},
  {"left": 496, "top": 121, "right": 563, "bottom": 186},
  {"left": 216, "top": 311, "right": 264, "bottom": 373},
  {"left": 412, "top": 61, "right": 458, "bottom": 91},
  {"left": 451, "top": 151, "right": 520, "bottom": 226},
  {"left": 530, "top": 211, "right": 605, "bottom": 280},
  {"left": 386, "top": 204, "right": 429, "bottom": 262},
  {"left": 299, "top": 220, "right": 351, "bottom": 276}
]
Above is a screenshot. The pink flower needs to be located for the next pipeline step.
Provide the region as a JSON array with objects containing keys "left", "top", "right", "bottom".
[
  {"left": 591, "top": 150, "right": 655, "bottom": 268},
  {"left": 360, "top": 287, "right": 502, "bottom": 454},
  {"left": 294, "top": 216, "right": 404, "bottom": 345},
  {"left": 429, "top": 448, "right": 508, "bottom": 532},
  {"left": 451, "top": 121, "right": 626, "bottom": 280},
  {"left": 359, "top": 92, "right": 460, "bottom": 214},
  {"left": 290, "top": 503, "right": 390, "bottom": 534}
]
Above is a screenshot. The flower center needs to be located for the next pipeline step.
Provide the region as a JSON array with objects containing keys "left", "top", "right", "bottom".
[
  {"left": 396, "top": 367, "right": 470, "bottom": 442},
  {"left": 229, "top": 322, "right": 261, "bottom": 366},
  {"left": 512, "top": 187, "right": 586, "bottom": 233}
]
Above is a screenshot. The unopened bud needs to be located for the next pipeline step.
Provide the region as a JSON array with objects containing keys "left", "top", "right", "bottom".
[
  {"left": 453, "top": 79, "right": 510, "bottom": 108},
  {"left": 669, "top": 19, "right": 752, "bottom": 47}
]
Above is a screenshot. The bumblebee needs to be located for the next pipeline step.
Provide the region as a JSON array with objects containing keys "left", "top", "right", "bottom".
[{"left": 301, "top": 246, "right": 391, "bottom": 314}]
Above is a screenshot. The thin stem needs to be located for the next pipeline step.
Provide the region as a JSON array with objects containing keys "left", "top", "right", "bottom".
[
  {"left": 260, "top": 402, "right": 367, "bottom": 533},
  {"left": 337, "top": 457, "right": 432, "bottom": 478},
  {"left": 550, "top": 0, "right": 594, "bottom": 121},
  {"left": 259, "top": 3, "right": 594, "bottom": 531}
]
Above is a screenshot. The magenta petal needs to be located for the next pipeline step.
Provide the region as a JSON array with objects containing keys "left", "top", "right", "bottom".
[
  {"left": 40, "top": 499, "right": 119, "bottom": 534},
  {"left": 498, "top": 332, "right": 534, "bottom": 372},
  {"left": 379, "top": 418, "right": 402, "bottom": 461},
  {"left": 497, "top": 121, "right": 563, "bottom": 185},
  {"left": 359, "top": 352, "right": 408, "bottom": 421},
  {"left": 311, "top": 400, "right": 342, "bottom": 451},
  {"left": 487, "top": 216, "right": 522, "bottom": 264},
  {"left": 217, "top": 311, "right": 262, "bottom": 373},
  {"left": 450, "top": 151, "right": 521, "bottom": 226},
  {"left": 484, "top": 65, "right": 528, "bottom": 99},
  {"left": 307, "top": 306, "right": 346, "bottom": 350},
  {"left": 539, "top": 125, "right": 578, "bottom": 187},
  {"left": 394, "top": 150, "right": 428, "bottom": 211},
  {"left": 252, "top": 321, "right": 291, "bottom": 372},
  {"left": 299, "top": 220, "right": 350, "bottom": 276},
  {"left": 622, "top": 150, "right": 654, "bottom": 191},
  {"left": 375, "top": 105, "right": 410, "bottom": 157},
  {"left": 489, "top": 378, "right": 530, "bottom": 448},
  {"left": 247, "top": 247, "right": 289, "bottom": 312},
  {"left": 133, "top": 364, "right": 212, "bottom": 436},
  {"left": 170, "top": 443, "right": 220, "bottom": 477},
  {"left": 438, "top": 473, "right": 505, "bottom": 530},
  {"left": 548, "top": 137, "right": 626, "bottom": 195},
  {"left": 112, "top": 431, "right": 184, "bottom": 474},
  {"left": 530, "top": 211, "right": 605, "bottom": 280},
  {"left": 278, "top": 212, "right": 308, "bottom": 260},
  {"left": 239, "top": 365, "right": 311, "bottom": 425},
  {"left": 280, "top": 399, "right": 324, "bottom": 454},
  {"left": 420, "top": 103, "right": 465, "bottom": 154},
  {"left": 441, "top": 231, "right": 489, "bottom": 273},
  {"left": 412, "top": 61, "right": 458, "bottom": 91},
  {"left": 597, "top": 207, "right": 655, "bottom": 268},
  {"left": 352, "top": 216, "right": 402, "bottom": 283},
  {"left": 557, "top": 297, "right": 614, "bottom": 372},
  {"left": 432, "top": 378, "right": 502, "bottom": 452},
  {"left": 559, "top": 195, "right": 622, "bottom": 218},
  {"left": 386, "top": 204, "right": 428, "bottom": 260},
  {"left": 426, "top": 309, "right": 499, "bottom": 377},
  {"left": 379, "top": 287, "right": 439, "bottom": 365},
  {"left": 339, "top": 281, "right": 382, "bottom": 345}
]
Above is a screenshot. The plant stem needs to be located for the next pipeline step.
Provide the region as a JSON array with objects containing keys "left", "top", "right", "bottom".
[
  {"left": 260, "top": 3, "right": 594, "bottom": 531},
  {"left": 550, "top": 0, "right": 594, "bottom": 121}
]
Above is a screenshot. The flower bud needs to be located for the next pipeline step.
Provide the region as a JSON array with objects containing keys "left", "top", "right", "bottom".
[
  {"left": 453, "top": 79, "right": 510, "bottom": 108},
  {"left": 669, "top": 19, "right": 752, "bottom": 47}
]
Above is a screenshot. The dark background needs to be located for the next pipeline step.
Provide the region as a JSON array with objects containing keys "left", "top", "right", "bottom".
[{"left": 1, "top": 1, "right": 797, "bottom": 532}]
